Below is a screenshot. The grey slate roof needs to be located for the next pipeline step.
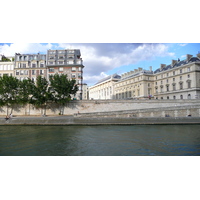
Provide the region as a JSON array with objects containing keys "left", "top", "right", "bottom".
[
  {"left": 154, "top": 56, "right": 200, "bottom": 74},
  {"left": 94, "top": 74, "right": 121, "bottom": 85}
]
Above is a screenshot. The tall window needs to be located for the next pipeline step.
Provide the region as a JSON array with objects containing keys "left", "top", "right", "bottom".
[
  {"left": 180, "top": 82, "right": 183, "bottom": 90},
  {"left": 49, "top": 68, "right": 54, "bottom": 73},
  {"left": 173, "top": 84, "right": 176, "bottom": 91},
  {"left": 187, "top": 81, "right": 191, "bottom": 88},
  {"left": 32, "top": 63, "right": 36, "bottom": 68}
]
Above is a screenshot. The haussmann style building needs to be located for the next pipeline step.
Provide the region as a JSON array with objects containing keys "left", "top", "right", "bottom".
[{"left": 46, "top": 49, "right": 84, "bottom": 100}]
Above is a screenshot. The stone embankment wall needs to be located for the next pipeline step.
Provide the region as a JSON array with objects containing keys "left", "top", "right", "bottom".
[{"left": 0, "top": 99, "right": 200, "bottom": 117}]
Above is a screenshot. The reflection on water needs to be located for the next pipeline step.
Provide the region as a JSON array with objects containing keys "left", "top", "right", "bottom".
[{"left": 0, "top": 125, "right": 200, "bottom": 156}]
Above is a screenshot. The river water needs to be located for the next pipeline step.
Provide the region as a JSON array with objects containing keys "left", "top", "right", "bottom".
[{"left": 0, "top": 125, "right": 200, "bottom": 156}]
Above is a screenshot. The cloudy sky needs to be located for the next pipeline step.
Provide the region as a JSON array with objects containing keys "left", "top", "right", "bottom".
[{"left": 0, "top": 43, "right": 200, "bottom": 85}]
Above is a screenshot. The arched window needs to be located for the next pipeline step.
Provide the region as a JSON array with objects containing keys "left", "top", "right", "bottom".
[{"left": 188, "top": 94, "right": 191, "bottom": 99}]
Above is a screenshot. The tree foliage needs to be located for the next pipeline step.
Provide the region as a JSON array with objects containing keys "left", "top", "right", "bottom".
[
  {"left": 0, "top": 75, "right": 20, "bottom": 115},
  {"left": 49, "top": 74, "right": 78, "bottom": 114},
  {"left": 0, "top": 74, "right": 79, "bottom": 115}
]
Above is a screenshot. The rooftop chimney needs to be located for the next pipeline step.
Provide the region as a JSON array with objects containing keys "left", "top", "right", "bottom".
[
  {"left": 149, "top": 66, "right": 152, "bottom": 71},
  {"left": 171, "top": 60, "right": 177, "bottom": 66},
  {"left": 186, "top": 54, "right": 193, "bottom": 62},
  {"left": 160, "top": 64, "right": 166, "bottom": 70},
  {"left": 196, "top": 53, "right": 200, "bottom": 59}
]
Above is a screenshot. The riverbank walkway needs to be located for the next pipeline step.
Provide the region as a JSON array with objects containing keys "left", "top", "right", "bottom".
[{"left": 0, "top": 115, "right": 200, "bottom": 125}]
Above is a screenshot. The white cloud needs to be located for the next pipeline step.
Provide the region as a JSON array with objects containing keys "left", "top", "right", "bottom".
[
  {"left": 0, "top": 43, "right": 175, "bottom": 85},
  {"left": 179, "top": 43, "right": 188, "bottom": 47},
  {"left": 0, "top": 43, "right": 53, "bottom": 56}
]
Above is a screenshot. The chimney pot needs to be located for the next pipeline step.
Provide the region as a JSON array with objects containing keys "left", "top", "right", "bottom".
[
  {"left": 160, "top": 64, "right": 166, "bottom": 70},
  {"left": 186, "top": 54, "right": 193, "bottom": 61}
]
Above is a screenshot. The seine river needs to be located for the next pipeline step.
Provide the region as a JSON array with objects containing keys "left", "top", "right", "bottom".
[{"left": 0, "top": 125, "right": 200, "bottom": 156}]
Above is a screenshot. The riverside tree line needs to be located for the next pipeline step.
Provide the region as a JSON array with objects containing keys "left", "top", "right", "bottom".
[{"left": 0, "top": 74, "right": 78, "bottom": 116}]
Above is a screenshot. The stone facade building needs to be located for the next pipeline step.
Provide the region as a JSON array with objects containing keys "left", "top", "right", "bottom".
[
  {"left": 3, "top": 49, "right": 85, "bottom": 100},
  {"left": 114, "top": 67, "right": 154, "bottom": 99},
  {"left": 14, "top": 53, "right": 47, "bottom": 82},
  {"left": 46, "top": 49, "right": 84, "bottom": 99},
  {"left": 0, "top": 55, "right": 14, "bottom": 77},
  {"left": 153, "top": 54, "right": 200, "bottom": 100},
  {"left": 89, "top": 74, "right": 121, "bottom": 99},
  {"left": 89, "top": 54, "right": 200, "bottom": 100}
]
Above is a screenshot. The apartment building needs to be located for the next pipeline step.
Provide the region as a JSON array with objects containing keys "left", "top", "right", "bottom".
[
  {"left": 14, "top": 53, "right": 47, "bottom": 81},
  {"left": 0, "top": 55, "right": 14, "bottom": 77},
  {"left": 46, "top": 49, "right": 84, "bottom": 100}
]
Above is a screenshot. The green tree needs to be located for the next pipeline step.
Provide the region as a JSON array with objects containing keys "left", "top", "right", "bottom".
[
  {"left": 18, "top": 78, "right": 35, "bottom": 105},
  {"left": 49, "top": 74, "right": 78, "bottom": 115},
  {"left": 31, "top": 76, "right": 53, "bottom": 116},
  {"left": 0, "top": 75, "right": 20, "bottom": 115}
]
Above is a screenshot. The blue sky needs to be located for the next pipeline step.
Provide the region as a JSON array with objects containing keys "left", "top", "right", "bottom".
[{"left": 0, "top": 43, "right": 199, "bottom": 85}]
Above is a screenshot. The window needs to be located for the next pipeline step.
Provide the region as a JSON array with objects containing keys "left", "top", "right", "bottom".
[
  {"left": 23, "top": 64, "right": 26, "bottom": 68},
  {"left": 180, "top": 82, "right": 183, "bottom": 90},
  {"left": 72, "top": 67, "right": 76, "bottom": 71},
  {"left": 173, "top": 84, "right": 176, "bottom": 91},
  {"left": 32, "top": 63, "right": 36, "bottom": 68},
  {"left": 78, "top": 67, "right": 82, "bottom": 71},
  {"left": 187, "top": 67, "right": 190, "bottom": 72},
  {"left": 188, "top": 94, "right": 191, "bottom": 99},
  {"left": 40, "top": 63, "right": 44, "bottom": 68},
  {"left": 40, "top": 70, "right": 44, "bottom": 75},
  {"left": 180, "top": 76, "right": 182, "bottom": 80},
  {"left": 16, "top": 70, "right": 19, "bottom": 75},
  {"left": 180, "top": 69, "right": 182, "bottom": 73},
  {"left": 166, "top": 85, "right": 169, "bottom": 91},
  {"left": 71, "top": 74, "right": 76, "bottom": 78},
  {"left": 173, "top": 78, "right": 175, "bottom": 81},
  {"left": 173, "top": 96, "right": 176, "bottom": 99},
  {"left": 77, "top": 60, "right": 81, "bottom": 64},
  {"left": 49, "top": 56, "right": 55, "bottom": 60},
  {"left": 48, "top": 61, "right": 54, "bottom": 65},
  {"left": 187, "top": 81, "right": 191, "bottom": 88},
  {"left": 58, "top": 61, "right": 64, "bottom": 65},
  {"left": 188, "top": 74, "right": 190, "bottom": 78},
  {"left": 173, "top": 71, "right": 175, "bottom": 75},
  {"left": 59, "top": 67, "right": 63, "bottom": 72},
  {"left": 67, "top": 60, "right": 74, "bottom": 64},
  {"left": 32, "top": 70, "right": 35, "bottom": 75},
  {"left": 78, "top": 73, "right": 82, "bottom": 78},
  {"left": 20, "top": 70, "right": 24, "bottom": 75},
  {"left": 58, "top": 56, "right": 64, "bottom": 59},
  {"left": 180, "top": 95, "right": 183, "bottom": 99},
  {"left": 49, "top": 68, "right": 54, "bottom": 73}
]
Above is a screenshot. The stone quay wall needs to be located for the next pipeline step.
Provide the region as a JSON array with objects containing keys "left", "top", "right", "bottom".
[{"left": 0, "top": 99, "right": 200, "bottom": 118}]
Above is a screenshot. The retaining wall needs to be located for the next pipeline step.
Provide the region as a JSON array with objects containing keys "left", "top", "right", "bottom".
[{"left": 0, "top": 99, "right": 200, "bottom": 117}]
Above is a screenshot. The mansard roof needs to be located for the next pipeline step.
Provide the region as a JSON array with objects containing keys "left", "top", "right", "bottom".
[
  {"left": 154, "top": 56, "right": 200, "bottom": 74},
  {"left": 119, "top": 70, "right": 153, "bottom": 82},
  {"left": 94, "top": 74, "right": 121, "bottom": 85}
]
